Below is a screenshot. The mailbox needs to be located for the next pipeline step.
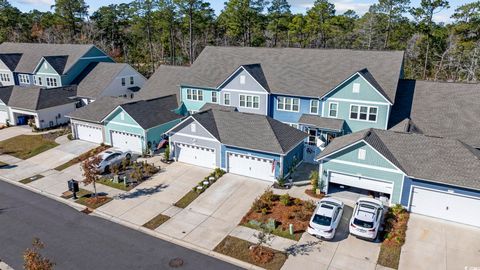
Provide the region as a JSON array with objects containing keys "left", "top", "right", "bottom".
[{"left": 68, "top": 179, "right": 79, "bottom": 193}]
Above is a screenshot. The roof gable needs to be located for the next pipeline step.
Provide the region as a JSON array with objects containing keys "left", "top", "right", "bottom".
[
  {"left": 72, "top": 62, "right": 128, "bottom": 99},
  {"left": 218, "top": 64, "right": 270, "bottom": 93},
  {"left": 0, "top": 53, "right": 22, "bottom": 71},
  {"left": 7, "top": 85, "right": 77, "bottom": 110}
]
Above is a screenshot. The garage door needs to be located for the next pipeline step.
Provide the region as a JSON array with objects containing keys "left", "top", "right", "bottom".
[
  {"left": 76, "top": 124, "right": 103, "bottom": 144},
  {"left": 176, "top": 143, "right": 216, "bottom": 169},
  {"left": 111, "top": 130, "right": 143, "bottom": 153},
  {"left": 329, "top": 172, "right": 393, "bottom": 194},
  {"left": 410, "top": 187, "right": 480, "bottom": 227},
  {"left": 227, "top": 153, "right": 276, "bottom": 182},
  {"left": 0, "top": 110, "right": 8, "bottom": 124}
]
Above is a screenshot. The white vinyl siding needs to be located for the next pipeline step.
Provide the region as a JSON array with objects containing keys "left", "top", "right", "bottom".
[
  {"left": 277, "top": 97, "right": 299, "bottom": 112},
  {"left": 239, "top": 94, "right": 259, "bottom": 109},
  {"left": 310, "top": 100, "right": 319, "bottom": 114},
  {"left": 349, "top": 104, "right": 378, "bottom": 122},
  {"left": 186, "top": 89, "right": 203, "bottom": 101}
]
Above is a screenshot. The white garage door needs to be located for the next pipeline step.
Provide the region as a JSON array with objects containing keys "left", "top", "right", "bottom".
[
  {"left": 176, "top": 143, "right": 216, "bottom": 169},
  {"left": 228, "top": 153, "right": 276, "bottom": 182},
  {"left": 410, "top": 187, "right": 480, "bottom": 227},
  {"left": 329, "top": 172, "right": 393, "bottom": 194},
  {"left": 111, "top": 131, "right": 143, "bottom": 153},
  {"left": 0, "top": 111, "right": 8, "bottom": 124},
  {"left": 76, "top": 124, "right": 103, "bottom": 144}
]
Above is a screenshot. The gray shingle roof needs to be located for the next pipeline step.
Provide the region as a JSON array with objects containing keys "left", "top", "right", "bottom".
[
  {"left": 118, "top": 95, "right": 182, "bottom": 129},
  {"left": 0, "top": 43, "right": 98, "bottom": 74},
  {"left": 389, "top": 80, "right": 480, "bottom": 148},
  {"left": 241, "top": 64, "right": 270, "bottom": 92},
  {"left": 0, "top": 53, "right": 22, "bottom": 71},
  {"left": 66, "top": 96, "right": 134, "bottom": 123},
  {"left": 0, "top": 86, "right": 14, "bottom": 104},
  {"left": 199, "top": 103, "right": 237, "bottom": 112},
  {"left": 44, "top": 55, "right": 68, "bottom": 74},
  {"left": 179, "top": 46, "right": 403, "bottom": 100},
  {"left": 317, "top": 129, "right": 480, "bottom": 191},
  {"left": 135, "top": 65, "right": 189, "bottom": 102},
  {"left": 72, "top": 62, "right": 129, "bottom": 99},
  {"left": 185, "top": 109, "right": 308, "bottom": 154},
  {"left": 298, "top": 114, "right": 345, "bottom": 132},
  {"left": 7, "top": 86, "right": 77, "bottom": 110}
]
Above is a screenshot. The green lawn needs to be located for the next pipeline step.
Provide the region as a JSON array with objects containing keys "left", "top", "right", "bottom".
[
  {"left": 98, "top": 178, "right": 132, "bottom": 191},
  {"left": 174, "top": 190, "right": 200, "bottom": 208},
  {"left": 0, "top": 134, "right": 58, "bottom": 159},
  {"left": 19, "top": 174, "right": 44, "bottom": 184},
  {"left": 142, "top": 214, "right": 170, "bottom": 230}
]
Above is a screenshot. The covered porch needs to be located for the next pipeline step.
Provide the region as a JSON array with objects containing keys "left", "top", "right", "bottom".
[{"left": 298, "top": 114, "right": 345, "bottom": 164}]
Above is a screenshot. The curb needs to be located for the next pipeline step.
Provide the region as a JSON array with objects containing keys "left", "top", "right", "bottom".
[
  {"left": 0, "top": 261, "right": 14, "bottom": 270},
  {"left": 0, "top": 176, "right": 264, "bottom": 270}
]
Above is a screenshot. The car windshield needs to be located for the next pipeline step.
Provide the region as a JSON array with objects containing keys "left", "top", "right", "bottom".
[
  {"left": 353, "top": 218, "right": 374, "bottom": 228},
  {"left": 312, "top": 214, "right": 332, "bottom": 226}
]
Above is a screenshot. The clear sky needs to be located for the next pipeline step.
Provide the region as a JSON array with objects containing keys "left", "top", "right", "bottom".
[{"left": 11, "top": 0, "right": 470, "bottom": 23}]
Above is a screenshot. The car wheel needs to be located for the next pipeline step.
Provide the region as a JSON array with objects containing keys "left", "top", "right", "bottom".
[{"left": 104, "top": 165, "right": 110, "bottom": 174}]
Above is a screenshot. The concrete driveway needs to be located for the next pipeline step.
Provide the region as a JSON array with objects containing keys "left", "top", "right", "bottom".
[
  {"left": 399, "top": 214, "right": 480, "bottom": 270},
  {"left": 282, "top": 204, "right": 381, "bottom": 270},
  {"left": 0, "top": 126, "right": 31, "bottom": 141},
  {"left": 1, "top": 140, "right": 97, "bottom": 181},
  {"left": 156, "top": 173, "right": 270, "bottom": 250},
  {"left": 97, "top": 162, "right": 212, "bottom": 225}
]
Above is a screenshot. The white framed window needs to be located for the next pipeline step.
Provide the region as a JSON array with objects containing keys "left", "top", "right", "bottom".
[
  {"left": 310, "top": 100, "right": 319, "bottom": 114},
  {"left": 349, "top": 104, "right": 378, "bottom": 122},
  {"left": 18, "top": 74, "right": 30, "bottom": 84},
  {"left": 240, "top": 75, "right": 246, "bottom": 85},
  {"left": 277, "top": 97, "right": 299, "bottom": 112},
  {"left": 211, "top": 92, "right": 218, "bottom": 103},
  {"left": 191, "top": 123, "right": 196, "bottom": 133},
  {"left": 0, "top": 73, "right": 10, "bottom": 82},
  {"left": 239, "top": 94, "right": 259, "bottom": 109},
  {"left": 121, "top": 78, "right": 126, "bottom": 86},
  {"left": 328, "top": 102, "right": 338, "bottom": 118},
  {"left": 186, "top": 89, "right": 203, "bottom": 101},
  {"left": 358, "top": 148, "right": 366, "bottom": 160},
  {"left": 284, "top": 122, "right": 299, "bottom": 129},
  {"left": 224, "top": 93, "right": 231, "bottom": 105},
  {"left": 308, "top": 128, "right": 317, "bottom": 145},
  {"left": 33, "top": 76, "right": 43, "bottom": 86},
  {"left": 130, "top": 76, "right": 134, "bottom": 85},
  {"left": 352, "top": 83, "right": 360, "bottom": 93},
  {"left": 46, "top": 77, "right": 58, "bottom": 87}
]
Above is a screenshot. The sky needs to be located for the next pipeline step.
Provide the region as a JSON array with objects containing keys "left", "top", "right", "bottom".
[{"left": 11, "top": 0, "right": 471, "bottom": 23}]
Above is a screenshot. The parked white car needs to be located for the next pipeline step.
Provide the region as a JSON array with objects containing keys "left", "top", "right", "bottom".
[
  {"left": 349, "top": 197, "right": 384, "bottom": 240},
  {"left": 307, "top": 197, "right": 344, "bottom": 240},
  {"left": 96, "top": 150, "right": 132, "bottom": 174}
]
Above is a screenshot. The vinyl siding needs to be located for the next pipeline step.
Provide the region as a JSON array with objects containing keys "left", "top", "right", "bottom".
[
  {"left": 33, "top": 59, "right": 61, "bottom": 88},
  {"left": 283, "top": 142, "right": 304, "bottom": 176},
  {"left": 271, "top": 95, "right": 319, "bottom": 124},
  {"left": 103, "top": 108, "right": 145, "bottom": 148},
  {"left": 145, "top": 119, "right": 182, "bottom": 147},
  {"left": 180, "top": 86, "right": 217, "bottom": 112}
]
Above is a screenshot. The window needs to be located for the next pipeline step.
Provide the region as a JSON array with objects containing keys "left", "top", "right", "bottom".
[
  {"left": 350, "top": 105, "right": 378, "bottom": 122},
  {"left": 308, "top": 129, "right": 317, "bottom": 145},
  {"left": 121, "top": 78, "right": 126, "bottom": 86},
  {"left": 352, "top": 83, "right": 360, "bottom": 93},
  {"left": 18, "top": 74, "right": 30, "bottom": 84},
  {"left": 277, "top": 97, "right": 299, "bottom": 112},
  {"left": 211, "top": 91, "right": 218, "bottom": 103},
  {"left": 33, "top": 76, "right": 42, "bottom": 86},
  {"left": 130, "top": 76, "right": 134, "bottom": 85},
  {"left": 0, "top": 73, "right": 10, "bottom": 82},
  {"left": 186, "top": 89, "right": 203, "bottom": 101},
  {"left": 239, "top": 94, "right": 259, "bottom": 109},
  {"left": 191, "top": 123, "right": 196, "bottom": 133},
  {"left": 240, "top": 75, "right": 246, "bottom": 85},
  {"left": 46, "top": 77, "right": 58, "bottom": 87},
  {"left": 358, "top": 149, "right": 366, "bottom": 160},
  {"left": 224, "top": 93, "right": 231, "bottom": 105},
  {"left": 310, "top": 100, "right": 319, "bottom": 114},
  {"left": 328, "top": 102, "right": 338, "bottom": 117}
]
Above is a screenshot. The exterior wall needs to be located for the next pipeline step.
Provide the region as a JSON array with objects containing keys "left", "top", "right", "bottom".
[
  {"left": 223, "top": 145, "right": 282, "bottom": 179},
  {"left": 283, "top": 142, "right": 304, "bottom": 176},
  {"left": 145, "top": 119, "right": 182, "bottom": 148},
  {"left": 322, "top": 74, "right": 391, "bottom": 133},
  {"left": 100, "top": 65, "right": 147, "bottom": 98},
  {"left": 318, "top": 141, "right": 405, "bottom": 204},
  {"left": 17, "top": 73, "right": 33, "bottom": 86},
  {"left": 218, "top": 69, "right": 269, "bottom": 115},
  {"left": 0, "top": 99, "right": 10, "bottom": 123},
  {"left": 70, "top": 119, "right": 105, "bottom": 142},
  {"left": 36, "top": 103, "right": 76, "bottom": 129},
  {"left": 61, "top": 46, "right": 113, "bottom": 85},
  {"left": 271, "top": 95, "right": 319, "bottom": 124},
  {"left": 33, "top": 59, "right": 61, "bottom": 88},
  {"left": 0, "top": 60, "right": 14, "bottom": 86},
  {"left": 103, "top": 108, "right": 146, "bottom": 149},
  {"left": 168, "top": 118, "right": 222, "bottom": 167},
  {"left": 400, "top": 177, "right": 480, "bottom": 208},
  {"left": 180, "top": 86, "right": 217, "bottom": 112}
]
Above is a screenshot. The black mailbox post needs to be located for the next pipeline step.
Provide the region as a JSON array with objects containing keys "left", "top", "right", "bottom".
[{"left": 68, "top": 179, "right": 79, "bottom": 199}]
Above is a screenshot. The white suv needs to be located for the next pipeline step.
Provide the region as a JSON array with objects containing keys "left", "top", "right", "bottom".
[
  {"left": 307, "top": 198, "right": 344, "bottom": 240},
  {"left": 96, "top": 150, "right": 132, "bottom": 174},
  {"left": 349, "top": 197, "right": 384, "bottom": 240}
]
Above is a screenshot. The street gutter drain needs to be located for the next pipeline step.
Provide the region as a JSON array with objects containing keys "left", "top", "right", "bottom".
[{"left": 169, "top": 258, "right": 184, "bottom": 268}]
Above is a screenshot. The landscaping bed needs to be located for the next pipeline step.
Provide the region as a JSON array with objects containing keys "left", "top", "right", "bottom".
[
  {"left": 75, "top": 192, "right": 112, "bottom": 209},
  {"left": 142, "top": 214, "right": 170, "bottom": 230},
  {"left": 19, "top": 174, "right": 44, "bottom": 184},
  {"left": 54, "top": 145, "right": 110, "bottom": 171},
  {"left": 98, "top": 160, "right": 160, "bottom": 191},
  {"left": 240, "top": 190, "right": 315, "bottom": 241},
  {"left": 214, "top": 236, "right": 287, "bottom": 270},
  {"left": 377, "top": 204, "right": 410, "bottom": 269},
  {"left": 0, "top": 134, "right": 60, "bottom": 159},
  {"left": 304, "top": 188, "right": 325, "bottom": 199},
  {"left": 174, "top": 168, "right": 225, "bottom": 208}
]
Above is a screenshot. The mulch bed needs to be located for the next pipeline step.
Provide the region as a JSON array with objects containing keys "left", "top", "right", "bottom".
[
  {"left": 75, "top": 193, "right": 112, "bottom": 209},
  {"left": 142, "top": 214, "right": 170, "bottom": 230},
  {"left": 377, "top": 205, "right": 410, "bottom": 269},
  {"left": 214, "top": 236, "right": 287, "bottom": 270},
  {"left": 304, "top": 189, "right": 325, "bottom": 199}
]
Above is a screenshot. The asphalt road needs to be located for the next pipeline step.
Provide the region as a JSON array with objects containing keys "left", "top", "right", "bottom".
[{"left": 0, "top": 180, "right": 241, "bottom": 270}]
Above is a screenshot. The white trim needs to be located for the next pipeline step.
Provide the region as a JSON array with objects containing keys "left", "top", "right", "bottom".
[
  {"left": 323, "top": 158, "right": 402, "bottom": 174},
  {"left": 239, "top": 94, "right": 260, "bottom": 109},
  {"left": 320, "top": 72, "right": 393, "bottom": 105},
  {"left": 385, "top": 105, "right": 391, "bottom": 130},
  {"left": 225, "top": 150, "right": 276, "bottom": 176},
  {"left": 101, "top": 106, "right": 144, "bottom": 128},
  {"left": 408, "top": 185, "right": 480, "bottom": 211},
  {"left": 310, "top": 99, "right": 319, "bottom": 114},
  {"left": 172, "top": 133, "right": 219, "bottom": 143},
  {"left": 166, "top": 116, "right": 221, "bottom": 144},
  {"left": 327, "top": 102, "right": 338, "bottom": 118},
  {"left": 211, "top": 91, "right": 219, "bottom": 103},
  {"left": 223, "top": 92, "right": 231, "bottom": 106},
  {"left": 217, "top": 66, "right": 270, "bottom": 94},
  {"left": 224, "top": 144, "right": 283, "bottom": 157},
  {"left": 220, "top": 88, "right": 268, "bottom": 94},
  {"left": 185, "top": 88, "right": 204, "bottom": 102},
  {"left": 276, "top": 96, "right": 300, "bottom": 112},
  {"left": 349, "top": 104, "right": 378, "bottom": 123},
  {"left": 327, "top": 98, "right": 390, "bottom": 106},
  {"left": 108, "top": 121, "right": 140, "bottom": 128}
]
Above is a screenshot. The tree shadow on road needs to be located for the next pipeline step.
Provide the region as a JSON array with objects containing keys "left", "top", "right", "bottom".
[{"left": 113, "top": 184, "right": 169, "bottom": 200}]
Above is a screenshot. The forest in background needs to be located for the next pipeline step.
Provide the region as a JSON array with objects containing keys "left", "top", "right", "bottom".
[{"left": 0, "top": 0, "right": 478, "bottom": 82}]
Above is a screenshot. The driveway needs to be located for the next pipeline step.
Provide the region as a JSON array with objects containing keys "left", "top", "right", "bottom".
[
  {"left": 0, "top": 126, "right": 31, "bottom": 141},
  {"left": 399, "top": 214, "right": 480, "bottom": 270},
  {"left": 281, "top": 204, "right": 381, "bottom": 270},
  {"left": 97, "top": 162, "right": 212, "bottom": 225},
  {"left": 156, "top": 173, "right": 270, "bottom": 250},
  {"left": 0, "top": 140, "right": 98, "bottom": 181}
]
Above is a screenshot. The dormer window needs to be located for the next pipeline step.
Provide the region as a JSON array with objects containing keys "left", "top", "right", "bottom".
[{"left": 240, "top": 75, "right": 246, "bottom": 85}]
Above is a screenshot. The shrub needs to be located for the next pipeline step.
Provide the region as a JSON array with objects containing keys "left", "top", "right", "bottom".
[
  {"left": 67, "top": 133, "right": 73, "bottom": 140},
  {"left": 276, "top": 176, "right": 286, "bottom": 187},
  {"left": 293, "top": 198, "right": 302, "bottom": 206},
  {"left": 214, "top": 168, "right": 225, "bottom": 178},
  {"left": 261, "top": 207, "right": 268, "bottom": 216},
  {"left": 280, "top": 193, "right": 291, "bottom": 206},
  {"left": 261, "top": 189, "right": 277, "bottom": 203},
  {"left": 252, "top": 197, "right": 269, "bottom": 213},
  {"left": 303, "top": 200, "right": 316, "bottom": 212},
  {"left": 164, "top": 145, "right": 170, "bottom": 161}
]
